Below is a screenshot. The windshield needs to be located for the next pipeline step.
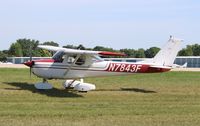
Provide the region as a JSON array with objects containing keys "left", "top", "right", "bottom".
[{"left": 52, "top": 51, "right": 65, "bottom": 62}]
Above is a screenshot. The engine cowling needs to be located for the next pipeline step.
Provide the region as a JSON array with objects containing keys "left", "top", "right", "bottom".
[{"left": 63, "top": 80, "right": 96, "bottom": 92}]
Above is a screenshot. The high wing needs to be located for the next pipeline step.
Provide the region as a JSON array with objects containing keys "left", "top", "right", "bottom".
[{"left": 38, "top": 45, "right": 126, "bottom": 56}]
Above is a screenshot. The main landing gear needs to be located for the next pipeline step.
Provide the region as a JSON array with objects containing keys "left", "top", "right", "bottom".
[
  {"left": 63, "top": 79, "right": 96, "bottom": 92},
  {"left": 34, "top": 79, "right": 53, "bottom": 90},
  {"left": 34, "top": 78, "right": 96, "bottom": 92}
]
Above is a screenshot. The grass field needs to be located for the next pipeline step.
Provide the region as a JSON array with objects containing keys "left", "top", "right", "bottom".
[{"left": 0, "top": 68, "right": 200, "bottom": 126}]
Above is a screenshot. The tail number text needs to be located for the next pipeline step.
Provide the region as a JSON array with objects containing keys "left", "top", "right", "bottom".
[{"left": 107, "top": 63, "right": 142, "bottom": 73}]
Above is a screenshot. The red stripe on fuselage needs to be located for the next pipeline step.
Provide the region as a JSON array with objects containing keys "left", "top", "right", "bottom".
[{"left": 33, "top": 59, "right": 55, "bottom": 62}]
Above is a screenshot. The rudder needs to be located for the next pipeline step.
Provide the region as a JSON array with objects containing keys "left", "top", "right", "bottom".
[{"left": 152, "top": 36, "right": 182, "bottom": 66}]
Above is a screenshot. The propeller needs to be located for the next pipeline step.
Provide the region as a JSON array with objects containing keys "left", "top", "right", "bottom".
[
  {"left": 29, "top": 45, "right": 33, "bottom": 78},
  {"left": 24, "top": 60, "right": 34, "bottom": 77},
  {"left": 24, "top": 45, "right": 34, "bottom": 78}
]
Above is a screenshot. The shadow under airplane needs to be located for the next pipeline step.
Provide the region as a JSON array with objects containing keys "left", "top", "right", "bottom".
[
  {"left": 95, "top": 87, "right": 157, "bottom": 93},
  {"left": 121, "top": 88, "right": 157, "bottom": 93},
  {"left": 3, "top": 82, "right": 82, "bottom": 98},
  {"left": 3, "top": 82, "right": 156, "bottom": 98}
]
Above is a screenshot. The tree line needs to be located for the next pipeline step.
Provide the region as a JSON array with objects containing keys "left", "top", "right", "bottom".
[{"left": 0, "top": 38, "right": 200, "bottom": 61}]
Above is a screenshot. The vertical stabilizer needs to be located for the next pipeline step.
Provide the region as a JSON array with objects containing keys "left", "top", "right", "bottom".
[{"left": 152, "top": 36, "right": 182, "bottom": 66}]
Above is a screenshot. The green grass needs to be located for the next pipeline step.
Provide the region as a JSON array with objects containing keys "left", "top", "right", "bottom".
[{"left": 0, "top": 68, "right": 200, "bottom": 126}]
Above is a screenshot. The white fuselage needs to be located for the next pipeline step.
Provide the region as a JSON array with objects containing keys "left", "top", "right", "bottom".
[
  {"left": 31, "top": 60, "right": 169, "bottom": 79},
  {"left": 32, "top": 61, "right": 127, "bottom": 79}
]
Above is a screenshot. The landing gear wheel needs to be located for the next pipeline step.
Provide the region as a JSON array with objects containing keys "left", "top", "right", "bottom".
[{"left": 34, "top": 79, "right": 53, "bottom": 90}]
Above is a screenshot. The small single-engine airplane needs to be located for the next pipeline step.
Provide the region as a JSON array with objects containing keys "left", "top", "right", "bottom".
[
  {"left": 24, "top": 36, "right": 182, "bottom": 92},
  {"left": 172, "top": 62, "right": 187, "bottom": 68}
]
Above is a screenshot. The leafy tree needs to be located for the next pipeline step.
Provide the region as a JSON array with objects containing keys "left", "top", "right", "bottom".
[
  {"left": 41, "top": 41, "right": 59, "bottom": 57},
  {"left": 77, "top": 44, "right": 86, "bottom": 50},
  {"left": 178, "top": 45, "right": 193, "bottom": 56},
  {"left": 191, "top": 44, "right": 200, "bottom": 56},
  {"left": 36, "top": 49, "right": 52, "bottom": 57},
  {"left": 6, "top": 38, "right": 199, "bottom": 58},
  {"left": 0, "top": 51, "right": 7, "bottom": 62},
  {"left": 63, "top": 44, "right": 78, "bottom": 49},
  {"left": 135, "top": 48, "right": 145, "bottom": 58},
  {"left": 42, "top": 41, "right": 59, "bottom": 47},
  {"left": 8, "top": 42, "right": 23, "bottom": 57},
  {"left": 120, "top": 49, "right": 136, "bottom": 57},
  {"left": 14, "top": 38, "right": 40, "bottom": 57},
  {"left": 63, "top": 44, "right": 91, "bottom": 50},
  {"left": 145, "top": 47, "right": 160, "bottom": 58},
  {"left": 93, "top": 46, "right": 114, "bottom": 52},
  {"left": 8, "top": 38, "right": 52, "bottom": 57},
  {"left": 2, "top": 50, "right": 9, "bottom": 55}
]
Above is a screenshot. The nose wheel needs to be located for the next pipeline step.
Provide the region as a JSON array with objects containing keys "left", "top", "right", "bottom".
[{"left": 34, "top": 79, "right": 53, "bottom": 90}]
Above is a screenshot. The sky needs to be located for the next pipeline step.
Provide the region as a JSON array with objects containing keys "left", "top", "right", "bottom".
[{"left": 0, "top": 0, "right": 200, "bottom": 50}]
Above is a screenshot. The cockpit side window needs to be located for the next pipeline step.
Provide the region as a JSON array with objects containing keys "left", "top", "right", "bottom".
[
  {"left": 75, "top": 55, "right": 86, "bottom": 65},
  {"left": 52, "top": 52, "right": 103, "bottom": 65},
  {"left": 66, "top": 55, "right": 75, "bottom": 64}
]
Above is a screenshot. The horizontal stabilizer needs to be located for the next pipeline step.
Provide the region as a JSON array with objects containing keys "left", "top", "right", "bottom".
[{"left": 149, "top": 65, "right": 172, "bottom": 69}]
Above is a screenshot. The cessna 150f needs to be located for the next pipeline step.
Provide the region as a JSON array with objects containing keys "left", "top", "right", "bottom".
[{"left": 24, "top": 37, "right": 182, "bottom": 92}]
